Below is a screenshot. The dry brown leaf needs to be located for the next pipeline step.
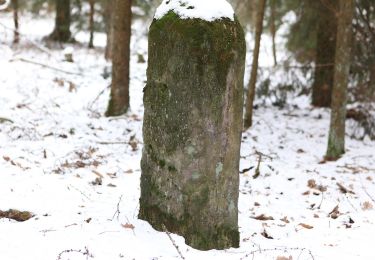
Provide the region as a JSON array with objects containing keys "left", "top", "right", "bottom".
[
  {"left": 251, "top": 214, "right": 274, "bottom": 221},
  {"left": 122, "top": 223, "right": 135, "bottom": 230},
  {"left": 307, "top": 179, "right": 316, "bottom": 189},
  {"left": 299, "top": 223, "right": 314, "bottom": 229},
  {"left": 276, "top": 256, "right": 293, "bottom": 260},
  {"left": 302, "top": 190, "right": 310, "bottom": 195},
  {"left": 362, "top": 201, "right": 373, "bottom": 211},
  {"left": 280, "top": 216, "right": 290, "bottom": 224},
  {"left": 261, "top": 229, "right": 273, "bottom": 239},
  {"left": 329, "top": 205, "right": 340, "bottom": 219}
]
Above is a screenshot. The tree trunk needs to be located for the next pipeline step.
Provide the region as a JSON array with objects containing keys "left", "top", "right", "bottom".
[
  {"left": 105, "top": 0, "right": 132, "bottom": 116},
  {"left": 244, "top": 0, "right": 266, "bottom": 129},
  {"left": 12, "top": 0, "right": 19, "bottom": 44},
  {"left": 270, "top": 0, "right": 277, "bottom": 66},
  {"left": 88, "top": 0, "right": 95, "bottom": 48},
  {"left": 369, "top": 63, "right": 375, "bottom": 101},
  {"left": 139, "top": 13, "right": 246, "bottom": 250},
  {"left": 104, "top": 0, "right": 113, "bottom": 60},
  {"left": 312, "top": 0, "right": 338, "bottom": 107},
  {"left": 326, "top": 0, "right": 355, "bottom": 160},
  {"left": 49, "top": 0, "right": 71, "bottom": 42}
]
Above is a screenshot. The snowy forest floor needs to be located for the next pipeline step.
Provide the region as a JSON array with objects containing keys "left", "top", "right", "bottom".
[{"left": 1, "top": 14, "right": 375, "bottom": 260}]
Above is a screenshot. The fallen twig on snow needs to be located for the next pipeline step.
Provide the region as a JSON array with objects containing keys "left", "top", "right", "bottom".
[
  {"left": 87, "top": 85, "right": 110, "bottom": 110},
  {"left": 111, "top": 195, "right": 123, "bottom": 221},
  {"left": 56, "top": 247, "right": 93, "bottom": 260},
  {"left": 162, "top": 224, "right": 186, "bottom": 260},
  {"left": 10, "top": 57, "right": 83, "bottom": 76},
  {"left": 240, "top": 246, "right": 315, "bottom": 260}
]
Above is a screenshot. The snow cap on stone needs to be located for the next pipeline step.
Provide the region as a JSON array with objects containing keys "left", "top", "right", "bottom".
[{"left": 154, "top": 0, "right": 235, "bottom": 22}]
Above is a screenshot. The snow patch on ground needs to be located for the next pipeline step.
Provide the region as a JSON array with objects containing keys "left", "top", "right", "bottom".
[{"left": 155, "top": 0, "right": 234, "bottom": 21}]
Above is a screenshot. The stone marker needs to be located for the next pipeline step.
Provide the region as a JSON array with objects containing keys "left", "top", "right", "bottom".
[{"left": 139, "top": 0, "right": 246, "bottom": 250}]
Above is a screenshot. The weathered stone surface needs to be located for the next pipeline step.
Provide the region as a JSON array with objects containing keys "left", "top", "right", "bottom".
[{"left": 139, "top": 11, "right": 246, "bottom": 250}]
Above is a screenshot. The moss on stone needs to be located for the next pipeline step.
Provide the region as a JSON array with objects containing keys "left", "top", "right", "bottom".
[{"left": 140, "top": 11, "right": 245, "bottom": 250}]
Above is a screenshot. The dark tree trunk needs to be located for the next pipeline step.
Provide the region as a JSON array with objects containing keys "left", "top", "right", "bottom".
[
  {"left": 244, "top": 0, "right": 266, "bottom": 129},
  {"left": 326, "top": 0, "right": 355, "bottom": 160},
  {"left": 370, "top": 64, "right": 375, "bottom": 100},
  {"left": 312, "top": 0, "right": 338, "bottom": 107},
  {"left": 12, "top": 0, "right": 19, "bottom": 44},
  {"left": 88, "top": 0, "right": 95, "bottom": 48},
  {"left": 105, "top": 0, "right": 132, "bottom": 116},
  {"left": 139, "top": 13, "right": 246, "bottom": 250},
  {"left": 49, "top": 0, "right": 71, "bottom": 42}
]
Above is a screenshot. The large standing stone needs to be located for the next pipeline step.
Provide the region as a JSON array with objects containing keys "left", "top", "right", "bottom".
[{"left": 139, "top": 4, "right": 246, "bottom": 250}]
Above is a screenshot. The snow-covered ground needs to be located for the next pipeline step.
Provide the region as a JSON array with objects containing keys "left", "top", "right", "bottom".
[{"left": 1, "top": 12, "right": 375, "bottom": 260}]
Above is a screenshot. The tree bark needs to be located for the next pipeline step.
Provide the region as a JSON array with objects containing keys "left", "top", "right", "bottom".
[
  {"left": 326, "top": 0, "right": 355, "bottom": 160},
  {"left": 88, "top": 0, "right": 95, "bottom": 48},
  {"left": 139, "top": 13, "right": 246, "bottom": 250},
  {"left": 104, "top": 0, "right": 113, "bottom": 60},
  {"left": 244, "top": 0, "right": 266, "bottom": 129},
  {"left": 12, "top": 0, "right": 19, "bottom": 44},
  {"left": 312, "top": 0, "right": 338, "bottom": 107},
  {"left": 270, "top": 0, "right": 277, "bottom": 66},
  {"left": 49, "top": 0, "right": 71, "bottom": 42},
  {"left": 105, "top": 0, "right": 132, "bottom": 116}
]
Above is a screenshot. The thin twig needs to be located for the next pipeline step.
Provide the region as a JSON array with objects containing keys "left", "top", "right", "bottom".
[
  {"left": 162, "top": 224, "right": 185, "bottom": 260},
  {"left": 68, "top": 185, "right": 92, "bottom": 201},
  {"left": 56, "top": 247, "right": 93, "bottom": 260},
  {"left": 10, "top": 57, "right": 83, "bottom": 76},
  {"left": 111, "top": 195, "right": 123, "bottom": 221},
  {"left": 98, "top": 141, "right": 129, "bottom": 145},
  {"left": 87, "top": 85, "right": 110, "bottom": 110},
  {"left": 240, "top": 247, "right": 315, "bottom": 260}
]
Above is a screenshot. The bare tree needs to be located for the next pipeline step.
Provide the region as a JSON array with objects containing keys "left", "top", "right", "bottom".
[
  {"left": 49, "top": 0, "right": 71, "bottom": 42},
  {"left": 244, "top": 0, "right": 267, "bottom": 129},
  {"left": 105, "top": 0, "right": 132, "bottom": 116},
  {"left": 88, "top": 0, "right": 95, "bottom": 48},
  {"left": 11, "top": 0, "right": 19, "bottom": 44},
  {"left": 312, "top": 0, "right": 338, "bottom": 107},
  {"left": 326, "top": 0, "right": 355, "bottom": 160},
  {"left": 104, "top": 0, "right": 113, "bottom": 60}
]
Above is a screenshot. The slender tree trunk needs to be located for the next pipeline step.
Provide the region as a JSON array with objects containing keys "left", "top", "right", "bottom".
[
  {"left": 88, "top": 0, "right": 95, "bottom": 48},
  {"left": 104, "top": 0, "right": 113, "bottom": 60},
  {"left": 49, "top": 0, "right": 71, "bottom": 42},
  {"left": 312, "top": 0, "right": 338, "bottom": 107},
  {"left": 326, "top": 0, "right": 355, "bottom": 160},
  {"left": 12, "top": 0, "right": 19, "bottom": 44},
  {"left": 105, "top": 0, "right": 132, "bottom": 116},
  {"left": 244, "top": 0, "right": 267, "bottom": 129},
  {"left": 369, "top": 63, "right": 375, "bottom": 101},
  {"left": 270, "top": 0, "right": 277, "bottom": 66}
]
